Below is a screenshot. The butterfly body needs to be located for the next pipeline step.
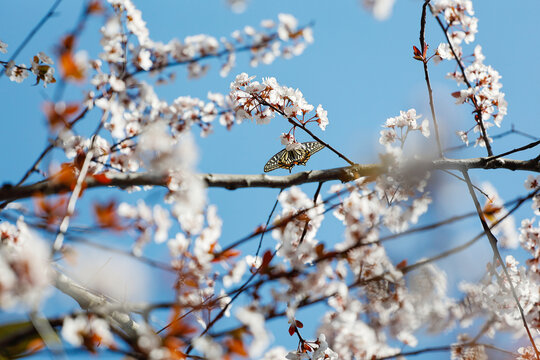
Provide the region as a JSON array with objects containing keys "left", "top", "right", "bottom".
[{"left": 264, "top": 141, "right": 325, "bottom": 172}]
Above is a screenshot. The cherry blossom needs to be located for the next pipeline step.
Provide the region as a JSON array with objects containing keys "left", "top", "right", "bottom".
[
  {"left": 362, "top": 0, "right": 397, "bottom": 21},
  {"left": 1, "top": 1, "right": 538, "bottom": 359},
  {"left": 5, "top": 61, "right": 29, "bottom": 83},
  {"left": 62, "top": 315, "right": 115, "bottom": 349},
  {"left": 230, "top": 73, "right": 329, "bottom": 145},
  {"left": 0, "top": 218, "right": 51, "bottom": 309},
  {"left": 433, "top": 0, "right": 507, "bottom": 146}
]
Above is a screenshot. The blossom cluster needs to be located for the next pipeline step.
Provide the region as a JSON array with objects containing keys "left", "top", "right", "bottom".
[
  {"left": 101, "top": 0, "right": 312, "bottom": 79},
  {"left": 458, "top": 256, "right": 539, "bottom": 332},
  {"left": 1, "top": 42, "right": 56, "bottom": 86},
  {"left": 272, "top": 186, "right": 325, "bottom": 269},
  {"left": 525, "top": 174, "right": 540, "bottom": 216},
  {"left": 62, "top": 314, "right": 115, "bottom": 351},
  {"left": 379, "top": 108, "right": 430, "bottom": 149},
  {"left": 0, "top": 218, "right": 51, "bottom": 309},
  {"left": 520, "top": 175, "right": 540, "bottom": 280},
  {"left": 520, "top": 218, "right": 540, "bottom": 281},
  {"left": 230, "top": 73, "right": 328, "bottom": 146},
  {"left": 432, "top": 0, "right": 507, "bottom": 147},
  {"left": 451, "top": 335, "right": 488, "bottom": 360},
  {"left": 362, "top": 0, "right": 397, "bottom": 21},
  {"left": 117, "top": 200, "right": 172, "bottom": 256},
  {"left": 285, "top": 334, "right": 338, "bottom": 360}
]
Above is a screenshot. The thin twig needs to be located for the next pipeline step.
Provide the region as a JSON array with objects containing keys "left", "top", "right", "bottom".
[
  {"left": 443, "top": 126, "right": 539, "bottom": 153},
  {"left": 489, "top": 139, "right": 540, "bottom": 160},
  {"left": 461, "top": 170, "right": 540, "bottom": 359},
  {"left": 298, "top": 182, "right": 323, "bottom": 245},
  {"left": 419, "top": 0, "right": 444, "bottom": 158},
  {"left": 255, "top": 189, "right": 283, "bottom": 258},
  {"left": 441, "top": 169, "right": 489, "bottom": 198}
]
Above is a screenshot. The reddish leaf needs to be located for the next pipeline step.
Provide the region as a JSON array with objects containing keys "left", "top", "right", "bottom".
[
  {"left": 43, "top": 101, "right": 80, "bottom": 131},
  {"left": 260, "top": 250, "right": 273, "bottom": 272},
  {"left": 92, "top": 173, "right": 112, "bottom": 185},
  {"left": 212, "top": 249, "right": 241, "bottom": 262},
  {"left": 315, "top": 243, "right": 325, "bottom": 257},
  {"left": 412, "top": 45, "right": 423, "bottom": 60},
  {"left": 61, "top": 35, "right": 75, "bottom": 52},
  {"left": 87, "top": 0, "right": 104, "bottom": 14},
  {"left": 422, "top": 43, "right": 429, "bottom": 57},
  {"left": 225, "top": 338, "right": 248, "bottom": 357},
  {"left": 295, "top": 320, "right": 303, "bottom": 328},
  {"left": 163, "top": 337, "right": 187, "bottom": 360},
  {"left": 396, "top": 259, "right": 408, "bottom": 269},
  {"left": 253, "top": 224, "right": 266, "bottom": 234},
  {"left": 483, "top": 201, "right": 502, "bottom": 222},
  {"left": 60, "top": 52, "right": 85, "bottom": 81},
  {"left": 288, "top": 324, "right": 295, "bottom": 336},
  {"left": 184, "top": 278, "right": 198, "bottom": 288},
  {"left": 296, "top": 212, "right": 310, "bottom": 222},
  {"left": 50, "top": 163, "right": 83, "bottom": 192},
  {"left": 166, "top": 307, "right": 197, "bottom": 337},
  {"left": 93, "top": 200, "right": 122, "bottom": 230},
  {"left": 26, "top": 338, "right": 45, "bottom": 353},
  {"left": 34, "top": 193, "right": 69, "bottom": 227}
]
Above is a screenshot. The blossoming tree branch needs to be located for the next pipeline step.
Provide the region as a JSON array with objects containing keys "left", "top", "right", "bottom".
[{"left": 0, "top": 0, "right": 539, "bottom": 359}]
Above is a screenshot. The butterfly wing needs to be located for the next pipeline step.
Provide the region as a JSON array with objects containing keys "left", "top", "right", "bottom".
[
  {"left": 303, "top": 141, "right": 325, "bottom": 155},
  {"left": 263, "top": 142, "right": 324, "bottom": 172},
  {"left": 295, "top": 142, "right": 324, "bottom": 165},
  {"left": 264, "top": 148, "right": 287, "bottom": 172}
]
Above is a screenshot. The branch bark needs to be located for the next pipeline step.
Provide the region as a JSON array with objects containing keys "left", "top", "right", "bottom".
[
  {"left": 53, "top": 268, "right": 140, "bottom": 339},
  {"left": 1, "top": 156, "right": 538, "bottom": 202}
]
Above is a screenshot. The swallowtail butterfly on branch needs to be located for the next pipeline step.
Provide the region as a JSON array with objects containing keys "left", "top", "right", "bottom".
[{"left": 263, "top": 141, "right": 325, "bottom": 172}]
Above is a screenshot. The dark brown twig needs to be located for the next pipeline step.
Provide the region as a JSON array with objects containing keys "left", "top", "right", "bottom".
[
  {"left": 419, "top": 0, "right": 444, "bottom": 158},
  {"left": 298, "top": 182, "right": 323, "bottom": 245}
]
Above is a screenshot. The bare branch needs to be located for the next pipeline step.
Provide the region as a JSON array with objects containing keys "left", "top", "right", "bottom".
[{"left": 52, "top": 268, "right": 141, "bottom": 339}]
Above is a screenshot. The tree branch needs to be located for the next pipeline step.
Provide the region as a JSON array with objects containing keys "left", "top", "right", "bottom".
[
  {"left": 1, "top": 156, "right": 538, "bottom": 202},
  {"left": 52, "top": 268, "right": 141, "bottom": 339}
]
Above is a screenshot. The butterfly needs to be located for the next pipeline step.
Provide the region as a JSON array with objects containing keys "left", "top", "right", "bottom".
[{"left": 264, "top": 141, "right": 325, "bottom": 172}]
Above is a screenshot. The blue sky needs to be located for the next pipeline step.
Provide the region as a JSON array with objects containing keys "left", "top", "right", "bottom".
[{"left": 1, "top": 0, "right": 539, "bottom": 359}]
